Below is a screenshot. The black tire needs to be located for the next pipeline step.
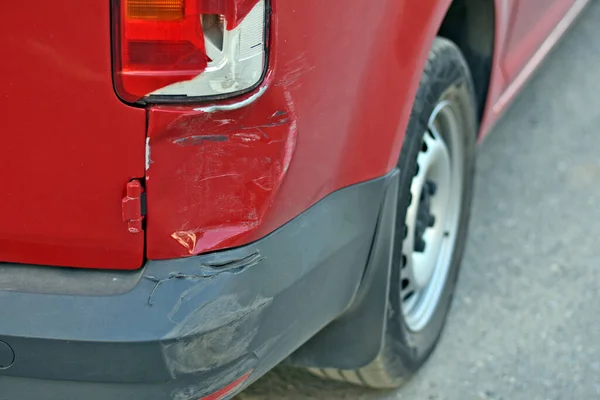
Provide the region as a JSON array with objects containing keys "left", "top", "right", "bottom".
[{"left": 310, "top": 37, "right": 477, "bottom": 388}]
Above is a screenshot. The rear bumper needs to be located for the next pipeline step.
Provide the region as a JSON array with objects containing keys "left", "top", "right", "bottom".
[{"left": 0, "top": 175, "right": 391, "bottom": 400}]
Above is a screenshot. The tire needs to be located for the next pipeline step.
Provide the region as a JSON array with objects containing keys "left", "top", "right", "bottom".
[{"left": 310, "top": 37, "right": 477, "bottom": 388}]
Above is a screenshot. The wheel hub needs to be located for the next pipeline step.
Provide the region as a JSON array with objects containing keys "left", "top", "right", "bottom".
[{"left": 401, "top": 100, "right": 465, "bottom": 332}]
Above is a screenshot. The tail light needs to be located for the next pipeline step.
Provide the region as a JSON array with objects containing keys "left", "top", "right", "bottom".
[{"left": 112, "top": 0, "right": 267, "bottom": 103}]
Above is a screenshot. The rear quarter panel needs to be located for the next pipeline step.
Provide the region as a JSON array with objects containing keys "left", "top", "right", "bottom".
[{"left": 146, "top": 0, "right": 460, "bottom": 259}]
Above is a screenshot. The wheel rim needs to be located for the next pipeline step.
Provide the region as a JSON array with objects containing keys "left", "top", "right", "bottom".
[{"left": 401, "top": 100, "right": 465, "bottom": 332}]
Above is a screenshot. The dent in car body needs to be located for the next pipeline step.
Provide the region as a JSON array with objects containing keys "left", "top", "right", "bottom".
[
  {"left": 146, "top": 0, "right": 450, "bottom": 260},
  {"left": 147, "top": 82, "right": 299, "bottom": 258}
]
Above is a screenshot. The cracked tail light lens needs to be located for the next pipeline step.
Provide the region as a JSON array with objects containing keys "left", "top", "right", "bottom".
[{"left": 113, "top": 0, "right": 267, "bottom": 103}]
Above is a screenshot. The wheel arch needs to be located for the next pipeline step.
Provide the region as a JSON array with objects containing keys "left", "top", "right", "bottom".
[
  {"left": 285, "top": 0, "right": 498, "bottom": 371},
  {"left": 438, "top": 0, "right": 496, "bottom": 121}
]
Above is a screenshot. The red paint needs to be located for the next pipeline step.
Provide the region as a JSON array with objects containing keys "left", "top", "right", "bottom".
[
  {"left": 147, "top": 0, "right": 588, "bottom": 260},
  {"left": 2, "top": 0, "right": 586, "bottom": 268},
  {"left": 479, "top": 0, "right": 584, "bottom": 137},
  {"left": 0, "top": 1, "right": 145, "bottom": 269},
  {"left": 147, "top": 82, "right": 297, "bottom": 257},
  {"left": 501, "top": 0, "right": 576, "bottom": 82},
  {"left": 146, "top": 0, "right": 456, "bottom": 259}
]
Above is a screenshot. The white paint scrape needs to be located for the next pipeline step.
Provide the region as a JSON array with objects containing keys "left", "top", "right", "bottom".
[
  {"left": 145, "top": 137, "right": 151, "bottom": 171},
  {"left": 193, "top": 86, "right": 268, "bottom": 113}
]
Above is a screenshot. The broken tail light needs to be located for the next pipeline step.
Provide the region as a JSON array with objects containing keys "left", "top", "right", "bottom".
[{"left": 112, "top": 0, "right": 267, "bottom": 103}]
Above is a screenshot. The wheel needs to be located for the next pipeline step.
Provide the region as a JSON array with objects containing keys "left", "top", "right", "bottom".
[{"left": 309, "top": 37, "right": 477, "bottom": 388}]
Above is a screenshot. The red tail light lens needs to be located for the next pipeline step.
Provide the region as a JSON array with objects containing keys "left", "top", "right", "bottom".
[
  {"left": 113, "top": 0, "right": 266, "bottom": 103},
  {"left": 202, "top": 0, "right": 259, "bottom": 29},
  {"left": 114, "top": 0, "right": 207, "bottom": 102}
]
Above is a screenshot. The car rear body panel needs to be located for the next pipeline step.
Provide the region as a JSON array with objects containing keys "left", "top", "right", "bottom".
[
  {"left": 145, "top": 0, "right": 453, "bottom": 259},
  {"left": 0, "top": 0, "right": 146, "bottom": 269}
]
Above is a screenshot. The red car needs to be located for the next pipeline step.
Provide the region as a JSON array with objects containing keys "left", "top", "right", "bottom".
[{"left": 0, "top": 0, "right": 588, "bottom": 398}]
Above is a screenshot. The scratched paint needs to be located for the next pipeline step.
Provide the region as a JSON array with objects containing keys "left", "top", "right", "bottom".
[
  {"left": 145, "top": 0, "right": 441, "bottom": 259},
  {"left": 144, "top": 252, "right": 264, "bottom": 306},
  {"left": 162, "top": 294, "right": 272, "bottom": 376},
  {"left": 193, "top": 85, "right": 268, "bottom": 113},
  {"left": 146, "top": 83, "right": 298, "bottom": 258}
]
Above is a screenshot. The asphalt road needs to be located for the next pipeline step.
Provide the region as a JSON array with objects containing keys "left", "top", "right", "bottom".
[{"left": 237, "top": 3, "right": 600, "bottom": 399}]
